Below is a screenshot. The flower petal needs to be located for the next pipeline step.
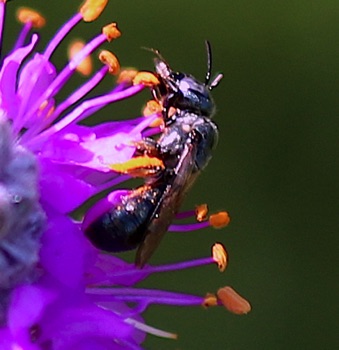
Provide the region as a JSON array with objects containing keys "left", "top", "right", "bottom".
[
  {"left": 39, "top": 205, "right": 94, "bottom": 287},
  {"left": 0, "top": 34, "right": 38, "bottom": 119}
]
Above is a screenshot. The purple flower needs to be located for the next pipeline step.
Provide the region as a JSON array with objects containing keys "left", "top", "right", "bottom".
[{"left": 0, "top": 1, "right": 250, "bottom": 349}]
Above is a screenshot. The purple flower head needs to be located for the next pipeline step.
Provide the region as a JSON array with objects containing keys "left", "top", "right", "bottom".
[{"left": 0, "top": 1, "right": 251, "bottom": 349}]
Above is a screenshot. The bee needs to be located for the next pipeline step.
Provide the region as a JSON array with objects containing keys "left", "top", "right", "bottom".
[{"left": 84, "top": 42, "right": 223, "bottom": 267}]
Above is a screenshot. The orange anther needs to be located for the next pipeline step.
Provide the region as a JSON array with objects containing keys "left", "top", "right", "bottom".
[
  {"left": 212, "top": 243, "right": 228, "bottom": 272},
  {"left": 143, "top": 100, "right": 164, "bottom": 127},
  {"left": 99, "top": 50, "right": 120, "bottom": 75},
  {"left": 80, "top": 0, "right": 108, "bottom": 22},
  {"left": 217, "top": 286, "right": 251, "bottom": 315},
  {"left": 143, "top": 100, "right": 162, "bottom": 117},
  {"left": 16, "top": 8, "right": 46, "bottom": 28},
  {"left": 133, "top": 72, "right": 160, "bottom": 87},
  {"left": 68, "top": 40, "right": 93, "bottom": 76},
  {"left": 195, "top": 204, "right": 209, "bottom": 222},
  {"left": 102, "top": 23, "right": 121, "bottom": 42},
  {"left": 117, "top": 69, "right": 138, "bottom": 85},
  {"left": 202, "top": 293, "right": 218, "bottom": 308},
  {"left": 209, "top": 211, "right": 230, "bottom": 228}
]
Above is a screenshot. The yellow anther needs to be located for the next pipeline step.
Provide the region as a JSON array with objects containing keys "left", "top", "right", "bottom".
[
  {"left": 202, "top": 293, "right": 218, "bottom": 308},
  {"left": 133, "top": 72, "right": 160, "bottom": 87},
  {"left": 212, "top": 243, "right": 228, "bottom": 272},
  {"left": 195, "top": 204, "right": 209, "bottom": 222},
  {"left": 16, "top": 7, "right": 46, "bottom": 28},
  {"left": 102, "top": 23, "right": 121, "bottom": 42},
  {"left": 217, "top": 286, "right": 251, "bottom": 315},
  {"left": 68, "top": 40, "right": 93, "bottom": 76},
  {"left": 80, "top": 0, "right": 108, "bottom": 22},
  {"left": 209, "top": 211, "right": 230, "bottom": 228},
  {"left": 117, "top": 69, "right": 138, "bottom": 85},
  {"left": 99, "top": 50, "right": 120, "bottom": 75}
]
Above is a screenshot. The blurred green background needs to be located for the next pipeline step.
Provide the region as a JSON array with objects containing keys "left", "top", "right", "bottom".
[{"left": 5, "top": 1, "right": 338, "bottom": 349}]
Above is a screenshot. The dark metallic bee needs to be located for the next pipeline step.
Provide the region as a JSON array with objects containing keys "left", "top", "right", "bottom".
[{"left": 84, "top": 42, "right": 223, "bottom": 267}]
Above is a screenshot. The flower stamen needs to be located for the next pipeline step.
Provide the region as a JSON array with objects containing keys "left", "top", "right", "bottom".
[
  {"left": 102, "top": 23, "right": 121, "bottom": 42},
  {"left": 99, "top": 50, "right": 120, "bottom": 75},
  {"left": 143, "top": 100, "right": 164, "bottom": 127},
  {"left": 143, "top": 100, "right": 162, "bottom": 117},
  {"left": 21, "top": 65, "right": 110, "bottom": 144},
  {"left": 21, "top": 32, "right": 119, "bottom": 134},
  {"left": 117, "top": 69, "right": 138, "bottom": 85},
  {"left": 80, "top": 0, "right": 108, "bottom": 22},
  {"left": 196, "top": 203, "right": 209, "bottom": 222},
  {"left": 68, "top": 40, "right": 93, "bottom": 76},
  {"left": 25, "top": 84, "right": 145, "bottom": 149},
  {"left": 217, "top": 286, "right": 252, "bottom": 315},
  {"left": 16, "top": 7, "right": 46, "bottom": 28},
  {"left": 44, "top": 13, "right": 82, "bottom": 59},
  {"left": 133, "top": 72, "right": 160, "bottom": 87},
  {"left": 209, "top": 211, "right": 230, "bottom": 228},
  {"left": 202, "top": 293, "right": 218, "bottom": 308},
  {"left": 125, "top": 317, "right": 178, "bottom": 339},
  {"left": 171, "top": 205, "right": 229, "bottom": 233},
  {"left": 212, "top": 243, "right": 228, "bottom": 272}
]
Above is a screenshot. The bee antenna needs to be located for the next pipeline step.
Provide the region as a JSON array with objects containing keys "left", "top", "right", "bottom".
[
  {"left": 205, "top": 40, "right": 212, "bottom": 85},
  {"left": 204, "top": 41, "right": 223, "bottom": 90},
  {"left": 141, "top": 46, "right": 167, "bottom": 63}
]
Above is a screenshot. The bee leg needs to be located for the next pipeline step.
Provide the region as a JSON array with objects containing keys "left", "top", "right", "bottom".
[{"left": 133, "top": 138, "right": 162, "bottom": 158}]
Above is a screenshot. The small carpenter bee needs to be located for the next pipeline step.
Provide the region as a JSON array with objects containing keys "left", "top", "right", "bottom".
[{"left": 84, "top": 42, "right": 223, "bottom": 267}]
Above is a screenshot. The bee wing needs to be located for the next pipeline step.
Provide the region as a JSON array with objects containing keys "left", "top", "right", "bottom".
[{"left": 135, "top": 142, "right": 199, "bottom": 267}]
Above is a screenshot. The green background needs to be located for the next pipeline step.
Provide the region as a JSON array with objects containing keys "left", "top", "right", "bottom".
[{"left": 6, "top": 1, "right": 338, "bottom": 349}]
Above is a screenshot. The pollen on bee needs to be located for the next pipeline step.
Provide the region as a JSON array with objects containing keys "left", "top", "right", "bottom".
[
  {"left": 212, "top": 243, "right": 228, "bottom": 272},
  {"left": 16, "top": 7, "right": 46, "bottom": 28},
  {"left": 99, "top": 50, "right": 120, "bottom": 75},
  {"left": 217, "top": 286, "right": 251, "bottom": 315},
  {"left": 209, "top": 211, "right": 230, "bottom": 228},
  {"left": 80, "top": 0, "right": 108, "bottom": 22},
  {"left": 133, "top": 72, "right": 160, "bottom": 87},
  {"left": 68, "top": 40, "right": 93, "bottom": 76},
  {"left": 102, "top": 23, "right": 121, "bottom": 42},
  {"left": 109, "top": 156, "right": 164, "bottom": 177}
]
